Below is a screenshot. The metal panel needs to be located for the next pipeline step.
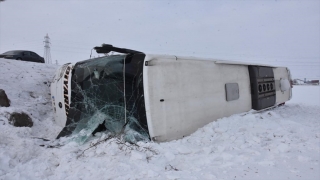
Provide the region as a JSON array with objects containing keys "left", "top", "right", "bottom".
[
  {"left": 259, "top": 67, "right": 274, "bottom": 78},
  {"left": 225, "top": 83, "right": 239, "bottom": 101},
  {"left": 215, "top": 60, "right": 277, "bottom": 67},
  {"left": 143, "top": 55, "right": 252, "bottom": 142},
  {"left": 273, "top": 67, "right": 292, "bottom": 104},
  {"left": 248, "top": 66, "right": 276, "bottom": 110},
  {"left": 50, "top": 64, "right": 73, "bottom": 128}
]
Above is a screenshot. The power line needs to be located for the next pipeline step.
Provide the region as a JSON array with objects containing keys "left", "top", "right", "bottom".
[
  {"left": 53, "top": 46, "right": 91, "bottom": 50},
  {"left": 51, "top": 49, "right": 91, "bottom": 53}
]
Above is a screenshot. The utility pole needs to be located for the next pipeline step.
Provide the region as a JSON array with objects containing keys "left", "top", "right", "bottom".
[{"left": 43, "top": 33, "right": 52, "bottom": 64}]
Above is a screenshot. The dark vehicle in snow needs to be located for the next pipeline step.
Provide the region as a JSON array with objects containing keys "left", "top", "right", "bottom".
[{"left": 0, "top": 50, "right": 45, "bottom": 63}]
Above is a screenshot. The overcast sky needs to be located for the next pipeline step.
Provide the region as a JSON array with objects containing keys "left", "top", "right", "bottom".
[{"left": 0, "top": 0, "right": 319, "bottom": 79}]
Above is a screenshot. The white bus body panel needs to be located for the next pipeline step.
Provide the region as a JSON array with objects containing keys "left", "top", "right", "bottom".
[
  {"left": 143, "top": 55, "right": 252, "bottom": 142},
  {"left": 273, "top": 67, "right": 292, "bottom": 104},
  {"left": 50, "top": 64, "right": 73, "bottom": 127},
  {"left": 215, "top": 60, "right": 277, "bottom": 67}
]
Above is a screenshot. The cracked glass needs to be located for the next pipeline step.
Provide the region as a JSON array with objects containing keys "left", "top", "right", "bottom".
[{"left": 57, "top": 54, "right": 149, "bottom": 144}]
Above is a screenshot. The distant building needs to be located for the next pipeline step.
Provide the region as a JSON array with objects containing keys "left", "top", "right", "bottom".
[
  {"left": 293, "top": 79, "right": 305, "bottom": 85},
  {"left": 309, "top": 80, "right": 319, "bottom": 85},
  {"left": 292, "top": 79, "right": 319, "bottom": 85}
]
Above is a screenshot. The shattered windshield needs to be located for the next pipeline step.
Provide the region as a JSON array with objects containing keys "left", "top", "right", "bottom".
[{"left": 57, "top": 54, "right": 149, "bottom": 144}]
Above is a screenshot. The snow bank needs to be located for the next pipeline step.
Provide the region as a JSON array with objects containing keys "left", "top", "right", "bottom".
[
  {"left": 0, "top": 58, "right": 319, "bottom": 180},
  {"left": 289, "top": 85, "right": 320, "bottom": 106}
]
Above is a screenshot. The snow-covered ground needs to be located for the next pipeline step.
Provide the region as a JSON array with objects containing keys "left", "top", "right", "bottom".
[
  {"left": 289, "top": 85, "right": 320, "bottom": 106},
  {"left": 0, "top": 58, "right": 319, "bottom": 180}
]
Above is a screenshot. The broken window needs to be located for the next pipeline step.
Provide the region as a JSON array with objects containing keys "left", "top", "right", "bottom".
[{"left": 57, "top": 54, "right": 149, "bottom": 144}]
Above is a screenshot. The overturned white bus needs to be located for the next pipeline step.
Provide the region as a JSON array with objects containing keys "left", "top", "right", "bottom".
[{"left": 51, "top": 44, "right": 292, "bottom": 143}]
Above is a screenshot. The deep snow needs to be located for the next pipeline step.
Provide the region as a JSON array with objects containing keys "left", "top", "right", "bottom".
[{"left": 0, "top": 58, "right": 319, "bottom": 180}]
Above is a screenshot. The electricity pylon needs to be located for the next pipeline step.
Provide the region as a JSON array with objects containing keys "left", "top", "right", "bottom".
[{"left": 43, "top": 34, "right": 52, "bottom": 64}]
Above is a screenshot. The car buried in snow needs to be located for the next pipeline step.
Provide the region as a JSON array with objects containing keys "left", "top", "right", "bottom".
[
  {"left": 0, "top": 50, "right": 45, "bottom": 63},
  {"left": 51, "top": 44, "right": 292, "bottom": 143}
]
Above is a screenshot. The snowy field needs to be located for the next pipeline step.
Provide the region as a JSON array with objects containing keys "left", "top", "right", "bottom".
[{"left": 0, "top": 58, "right": 319, "bottom": 180}]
